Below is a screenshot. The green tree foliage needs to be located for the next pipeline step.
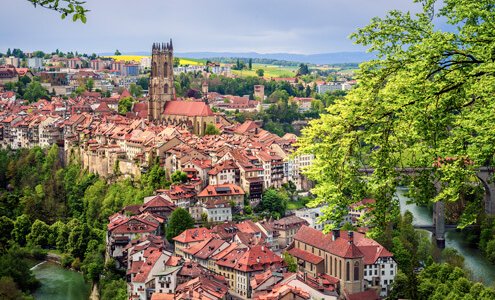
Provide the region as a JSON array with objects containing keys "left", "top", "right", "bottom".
[
  {"left": 282, "top": 252, "right": 297, "bottom": 272},
  {"left": 114, "top": 49, "right": 121, "bottom": 56},
  {"left": 136, "top": 77, "right": 149, "bottom": 90},
  {"left": 256, "top": 69, "right": 264, "bottom": 77},
  {"left": 27, "top": 219, "right": 51, "bottom": 248},
  {"left": 27, "top": 0, "right": 89, "bottom": 23},
  {"left": 0, "top": 216, "right": 14, "bottom": 249},
  {"left": 12, "top": 215, "right": 31, "bottom": 246},
  {"left": 204, "top": 123, "right": 220, "bottom": 135},
  {"left": 23, "top": 81, "right": 49, "bottom": 103},
  {"left": 171, "top": 171, "right": 188, "bottom": 183},
  {"left": 100, "top": 279, "right": 127, "bottom": 300},
  {"left": 0, "top": 276, "right": 25, "bottom": 300},
  {"left": 297, "top": 0, "right": 495, "bottom": 235},
  {"left": 118, "top": 96, "right": 135, "bottom": 115},
  {"left": 256, "top": 188, "right": 288, "bottom": 219},
  {"left": 166, "top": 208, "right": 195, "bottom": 241},
  {"left": 142, "top": 161, "right": 169, "bottom": 192},
  {"left": 173, "top": 57, "right": 181, "bottom": 68},
  {"left": 129, "top": 83, "right": 143, "bottom": 98},
  {"left": 0, "top": 247, "right": 39, "bottom": 292},
  {"left": 417, "top": 263, "right": 495, "bottom": 300},
  {"left": 297, "top": 63, "right": 309, "bottom": 76},
  {"left": 86, "top": 78, "right": 94, "bottom": 92}
]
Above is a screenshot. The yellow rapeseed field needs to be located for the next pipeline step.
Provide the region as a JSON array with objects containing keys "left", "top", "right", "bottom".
[{"left": 104, "top": 55, "right": 202, "bottom": 66}]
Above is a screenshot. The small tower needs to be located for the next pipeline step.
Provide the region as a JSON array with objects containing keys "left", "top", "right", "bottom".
[
  {"left": 254, "top": 84, "right": 265, "bottom": 101},
  {"left": 201, "top": 81, "right": 209, "bottom": 95},
  {"left": 148, "top": 39, "right": 175, "bottom": 122}
]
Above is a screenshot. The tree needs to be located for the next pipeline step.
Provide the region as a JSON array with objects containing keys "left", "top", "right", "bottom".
[
  {"left": 118, "top": 96, "right": 134, "bottom": 115},
  {"left": 100, "top": 279, "right": 127, "bottom": 300},
  {"left": 0, "top": 216, "right": 14, "bottom": 249},
  {"left": 0, "top": 276, "right": 24, "bottom": 300},
  {"left": 27, "top": 219, "right": 51, "bottom": 248},
  {"left": 23, "top": 81, "right": 49, "bottom": 102},
  {"left": 204, "top": 123, "right": 220, "bottom": 135},
  {"left": 114, "top": 49, "right": 121, "bottom": 56},
  {"left": 296, "top": 0, "right": 495, "bottom": 235},
  {"left": 129, "top": 83, "right": 143, "bottom": 98},
  {"left": 248, "top": 58, "right": 253, "bottom": 70},
  {"left": 171, "top": 170, "right": 188, "bottom": 183},
  {"left": 282, "top": 252, "right": 297, "bottom": 272},
  {"left": 256, "top": 188, "right": 288, "bottom": 219},
  {"left": 256, "top": 69, "right": 264, "bottom": 77},
  {"left": 166, "top": 208, "right": 195, "bottom": 241},
  {"left": 173, "top": 57, "right": 181, "bottom": 68},
  {"left": 12, "top": 214, "right": 32, "bottom": 246},
  {"left": 86, "top": 78, "right": 94, "bottom": 92},
  {"left": 27, "top": 0, "right": 89, "bottom": 23},
  {"left": 297, "top": 63, "right": 309, "bottom": 76},
  {"left": 136, "top": 77, "right": 149, "bottom": 90}
]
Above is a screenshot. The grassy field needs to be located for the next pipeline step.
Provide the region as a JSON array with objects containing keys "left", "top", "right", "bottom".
[
  {"left": 286, "top": 199, "right": 307, "bottom": 210},
  {"left": 105, "top": 55, "right": 203, "bottom": 66},
  {"left": 232, "top": 63, "right": 298, "bottom": 78}
]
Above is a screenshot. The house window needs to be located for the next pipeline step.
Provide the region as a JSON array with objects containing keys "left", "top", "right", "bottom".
[
  {"left": 346, "top": 262, "right": 350, "bottom": 281},
  {"left": 354, "top": 262, "right": 359, "bottom": 281},
  {"left": 382, "top": 270, "right": 385, "bottom": 276},
  {"left": 390, "top": 270, "right": 394, "bottom": 275}
]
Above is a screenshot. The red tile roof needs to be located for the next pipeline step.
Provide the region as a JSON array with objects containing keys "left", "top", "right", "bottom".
[
  {"left": 293, "top": 226, "right": 363, "bottom": 259},
  {"left": 173, "top": 227, "right": 212, "bottom": 243},
  {"left": 198, "top": 184, "right": 245, "bottom": 197},
  {"left": 163, "top": 100, "right": 214, "bottom": 117},
  {"left": 288, "top": 248, "right": 324, "bottom": 265}
]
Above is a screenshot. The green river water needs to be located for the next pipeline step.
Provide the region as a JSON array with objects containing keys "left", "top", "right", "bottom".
[{"left": 31, "top": 261, "right": 90, "bottom": 300}]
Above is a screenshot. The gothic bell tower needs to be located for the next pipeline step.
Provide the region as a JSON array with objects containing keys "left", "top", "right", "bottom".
[{"left": 148, "top": 39, "right": 175, "bottom": 122}]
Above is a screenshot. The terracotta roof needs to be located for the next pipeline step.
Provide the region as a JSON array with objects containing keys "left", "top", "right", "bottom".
[
  {"left": 234, "top": 244, "right": 283, "bottom": 272},
  {"left": 163, "top": 100, "right": 214, "bottom": 117},
  {"left": 293, "top": 226, "right": 364, "bottom": 259},
  {"left": 198, "top": 184, "right": 245, "bottom": 197},
  {"left": 173, "top": 227, "right": 212, "bottom": 243},
  {"left": 346, "top": 289, "right": 380, "bottom": 300},
  {"left": 288, "top": 248, "right": 324, "bottom": 265}
]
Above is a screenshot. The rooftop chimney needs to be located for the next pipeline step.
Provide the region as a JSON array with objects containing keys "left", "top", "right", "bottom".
[
  {"left": 332, "top": 229, "right": 340, "bottom": 241},
  {"left": 348, "top": 231, "right": 354, "bottom": 244}
]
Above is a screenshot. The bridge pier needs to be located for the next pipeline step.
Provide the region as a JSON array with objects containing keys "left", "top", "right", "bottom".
[
  {"left": 432, "top": 201, "right": 445, "bottom": 248},
  {"left": 477, "top": 168, "right": 495, "bottom": 215}
]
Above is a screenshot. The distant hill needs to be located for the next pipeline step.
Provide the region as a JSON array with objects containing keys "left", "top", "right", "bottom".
[{"left": 99, "top": 51, "right": 374, "bottom": 65}]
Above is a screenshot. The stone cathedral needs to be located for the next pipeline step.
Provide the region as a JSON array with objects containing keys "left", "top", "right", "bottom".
[{"left": 147, "top": 40, "right": 215, "bottom": 135}]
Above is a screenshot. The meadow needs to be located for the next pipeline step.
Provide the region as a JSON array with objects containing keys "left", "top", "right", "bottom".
[{"left": 232, "top": 63, "right": 297, "bottom": 78}]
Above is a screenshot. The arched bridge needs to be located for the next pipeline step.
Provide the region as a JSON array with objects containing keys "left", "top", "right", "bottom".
[{"left": 360, "top": 167, "right": 495, "bottom": 248}]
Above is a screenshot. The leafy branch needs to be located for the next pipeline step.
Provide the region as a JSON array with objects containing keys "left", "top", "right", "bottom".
[{"left": 27, "top": 0, "right": 89, "bottom": 23}]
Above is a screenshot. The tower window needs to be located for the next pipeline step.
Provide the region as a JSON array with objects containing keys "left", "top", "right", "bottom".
[
  {"left": 164, "top": 84, "right": 169, "bottom": 94},
  {"left": 164, "top": 62, "right": 168, "bottom": 77},
  {"left": 354, "top": 261, "right": 360, "bottom": 281}
]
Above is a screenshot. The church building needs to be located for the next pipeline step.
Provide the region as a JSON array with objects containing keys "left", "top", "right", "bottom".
[{"left": 147, "top": 40, "right": 215, "bottom": 135}]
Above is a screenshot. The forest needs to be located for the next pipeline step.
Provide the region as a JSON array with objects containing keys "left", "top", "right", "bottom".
[{"left": 0, "top": 145, "right": 169, "bottom": 299}]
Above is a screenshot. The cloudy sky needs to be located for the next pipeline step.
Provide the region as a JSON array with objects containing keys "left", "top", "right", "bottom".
[{"left": 2, "top": 0, "right": 422, "bottom": 54}]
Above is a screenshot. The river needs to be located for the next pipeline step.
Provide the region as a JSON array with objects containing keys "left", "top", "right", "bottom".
[
  {"left": 31, "top": 261, "right": 91, "bottom": 300},
  {"left": 396, "top": 187, "right": 495, "bottom": 285}
]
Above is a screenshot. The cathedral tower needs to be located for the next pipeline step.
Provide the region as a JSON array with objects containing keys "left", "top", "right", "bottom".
[{"left": 148, "top": 40, "right": 175, "bottom": 122}]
